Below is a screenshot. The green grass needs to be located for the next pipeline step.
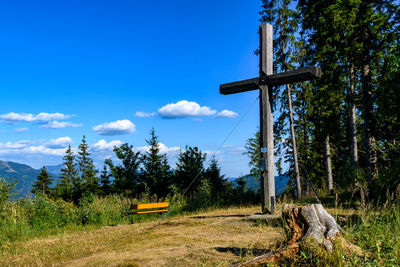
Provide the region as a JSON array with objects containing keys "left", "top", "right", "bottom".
[
  {"left": 2, "top": 191, "right": 400, "bottom": 266},
  {"left": 0, "top": 194, "right": 178, "bottom": 248},
  {"left": 0, "top": 191, "right": 257, "bottom": 249}
]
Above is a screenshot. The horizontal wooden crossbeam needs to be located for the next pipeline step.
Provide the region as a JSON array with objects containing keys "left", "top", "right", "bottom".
[
  {"left": 220, "top": 66, "right": 322, "bottom": 95},
  {"left": 219, "top": 77, "right": 260, "bottom": 95},
  {"left": 263, "top": 66, "right": 322, "bottom": 86}
]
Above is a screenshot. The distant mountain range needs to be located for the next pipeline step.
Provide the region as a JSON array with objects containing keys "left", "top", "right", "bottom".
[
  {"left": 229, "top": 174, "right": 289, "bottom": 195},
  {"left": 0, "top": 160, "right": 62, "bottom": 199}
]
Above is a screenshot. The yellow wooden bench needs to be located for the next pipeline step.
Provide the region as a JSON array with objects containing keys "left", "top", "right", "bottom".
[
  {"left": 121, "top": 202, "right": 169, "bottom": 222},
  {"left": 130, "top": 202, "right": 169, "bottom": 214}
]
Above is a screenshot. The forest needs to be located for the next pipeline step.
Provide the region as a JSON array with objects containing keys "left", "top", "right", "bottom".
[
  {"left": 27, "top": 129, "right": 256, "bottom": 205},
  {"left": 252, "top": 0, "right": 400, "bottom": 202}
]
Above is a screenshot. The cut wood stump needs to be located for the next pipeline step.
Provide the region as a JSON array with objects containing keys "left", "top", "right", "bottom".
[{"left": 236, "top": 204, "right": 363, "bottom": 266}]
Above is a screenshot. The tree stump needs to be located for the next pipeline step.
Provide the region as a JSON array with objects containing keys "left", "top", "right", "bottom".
[{"left": 236, "top": 204, "right": 363, "bottom": 266}]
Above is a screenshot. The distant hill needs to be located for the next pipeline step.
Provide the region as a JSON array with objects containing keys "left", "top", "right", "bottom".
[
  {"left": 44, "top": 164, "right": 63, "bottom": 177},
  {"left": 229, "top": 174, "right": 289, "bottom": 195},
  {"left": 0, "top": 160, "right": 61, "bottom": 199}
]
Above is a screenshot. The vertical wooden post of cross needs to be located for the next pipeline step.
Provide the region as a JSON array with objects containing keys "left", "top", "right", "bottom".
[
  {"left": 259, "top": 23, "right": 275, "bottom": 214},
  {"left": 220, "top": 23, "right": 321, "bottom": 214}
]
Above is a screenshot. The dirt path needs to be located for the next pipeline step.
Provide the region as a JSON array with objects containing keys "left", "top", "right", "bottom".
[{"left": 0, "top": 206, "right": 284, "bottom": 266}]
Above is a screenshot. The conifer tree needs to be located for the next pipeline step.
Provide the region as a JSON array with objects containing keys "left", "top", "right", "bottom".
[
  {"left": 99, "top": 165, "right": 112, "bottom": 195},
  {"left": 260, "top": 0, "right": 303, "bottom": 198},
  {"left": 141, "top": 128, "right": 172, "bottom": 199},
  {"left": 174, "top": 146, "right": 206, "bottom": 196},
  {"left": 105, "top": 143, "right": 142, "bottom": 196},
  {"left": 204, "top": 156, "right": 226, "bottom": 194},
  {"left": 31, "top": 166, "right": 53, "bottom": 196},
  {"left": 77, "top": 135, "right": 99, "bottom": 196},
  {"left": 56, "top": 145, "right": 77, "bottom": 200},
  {"left": 243, "top": 130, "right": 261, "bottom": 178},
  {"left": 298, "top": 0, "right": 399, "bottom": 190}
]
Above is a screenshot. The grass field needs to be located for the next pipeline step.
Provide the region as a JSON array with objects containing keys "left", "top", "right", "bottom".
[{"left": 0, "top": 206, "right": 284, "bottom": 266}]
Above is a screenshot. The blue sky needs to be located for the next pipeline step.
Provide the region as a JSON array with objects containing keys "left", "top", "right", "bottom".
[{"left": 0, "top": 0, "right": 266, "bottom": 177}]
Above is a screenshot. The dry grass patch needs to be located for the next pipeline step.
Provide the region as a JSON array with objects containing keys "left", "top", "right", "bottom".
[{"left": 0, "top": 206, "right": 284, "bottom": 266}]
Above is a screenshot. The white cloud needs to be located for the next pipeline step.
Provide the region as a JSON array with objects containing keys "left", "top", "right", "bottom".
[
  {"left": 93, "top": 120, "right": 136, "bottom": 135},
  {"left": 46, "top": 137, "right": 73, "bottom": 148},
  {"left": 93, "top": 139, "right": 123, "bottom": 151},
  {"left": 0, "top": 141, "right": 30, "bottom": 149},
  {"left": 0, "top": 112, "right": 73, "bottom": 123},
  {"left": 216, "top": 110, "right": 239, "bottom": 118},
  {"left": 15, "top": 127, "right": 28, "bottom": 132},
  {"left": 0, "top": 112, "right": 35, "bottom": 122},
  {"left": 22, "top": 145, "right": 66, "bottom": 156},
  {"left": 158, "top": 100, "right": 216, "bottom": 118},
  {"left": 137, "top": 142, "right": 180, "bottom": 154},
  {"left": 0, "top": 143, "right": 65, "bottom": 156},
  {"left": 35, "top": 112, "right": 73, "bottom": 121},
  {"left": 135, "top": 111, "right": 156, "bottom": 118},
  {"left": 40, "top": 121, "right": 82, "bottom": 129}
]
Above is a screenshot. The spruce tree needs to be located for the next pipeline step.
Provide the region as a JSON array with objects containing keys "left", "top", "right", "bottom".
[
  {"left": 77, "top": 135, "right": 99, "bottom": 196},
  {"left": 141, "top": 128, "right": 172, "bottom": 199},
  {"left": 99, "top": 165, "right": 112, "bottom": 195},
  {"left": 174, "top": 146, "right": 206, "bottom": 196},
  {"left": 105, "top": 143, "right": 142, "bottom": 197},
  {"left": 244, "top": 130, "right": 261, "bottom": 178},
  {"left": 56, "top": 145, "right": 78, "bottom": 201},
  {"left": 31, "top": 166, "right": 53, "bottom": 196},
  {"left": 204, "top": 156, "right": 226, "bottom": 195},
  {"left": 297, "top": 0, "right": 399, "bottom": 190},
  {"left": 260, "top": 0, "right": 303, "bottom": 198}
]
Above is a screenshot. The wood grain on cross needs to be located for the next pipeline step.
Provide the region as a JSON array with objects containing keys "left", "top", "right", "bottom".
[{"left": 219, "top": 23, "right": 321, "bottom": 214}]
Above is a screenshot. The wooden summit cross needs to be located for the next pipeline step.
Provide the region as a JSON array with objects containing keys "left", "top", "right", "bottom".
[{"left": 220, "top": 23, "right": 322, "bottom": 214}]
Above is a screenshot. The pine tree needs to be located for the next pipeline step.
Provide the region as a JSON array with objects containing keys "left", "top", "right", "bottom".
[
  {"left": 174, "top": 146, "right": 206, "bottom": 196},
  {"left": 56, "top": 145, "right": 78, "bottom": 200},
  {"left": 141, "top": 128, "right": 172, "bottom": 199},
  {"left": 77, "top": 135, "right": 99, "bottom": 196},
  {"left": 31, "top": 166, "right": 53, "bottom": 196},
  {"left": 105, "top": 143, "right": 142, "bottom": 197}
]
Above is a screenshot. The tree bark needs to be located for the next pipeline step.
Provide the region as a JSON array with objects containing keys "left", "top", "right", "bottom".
[
  {"left": 288, "top": 85, "right": 302, "bottom": 199},
  {"left": 360, "top": 2, "right": 378, "bottom": 181},
  {"left": 349, "top": 65, "right": 359, "bottom": 171},
  {"left": 324, "top": 135, "right": 334, "bottom": 193},
  {"left": 278, "top": 0, "right": 302, "bottom": 199},
  {"left": 362, "top": 62, "right": 378, "bottom": 181}
]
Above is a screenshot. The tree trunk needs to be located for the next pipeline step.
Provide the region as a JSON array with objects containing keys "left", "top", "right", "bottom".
[
  {"left": 287, "top": 85, "right": 302, "bottom": 198},
  {"left": 360, "top": 2, "right": 378, "bottom": 181},
  {"left": 278, "top": 0, "right": 302, "bottom": 199},
  {"left": 362, "top": 62, "right": 378, "bottom": 181},
  {"left": 324, "top": 135, "right": 334, "bottom": 193},
  {"left": 349, "top": 65, "right": 358, "bottom": 171}
]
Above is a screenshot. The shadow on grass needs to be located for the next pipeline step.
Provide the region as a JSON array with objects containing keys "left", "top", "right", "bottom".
[
  {"left": 190, "top": 214, "right": 248, "bottom": 219},
  {"left": 214, "top": 246, "right": 271, "bottom": 257}
]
